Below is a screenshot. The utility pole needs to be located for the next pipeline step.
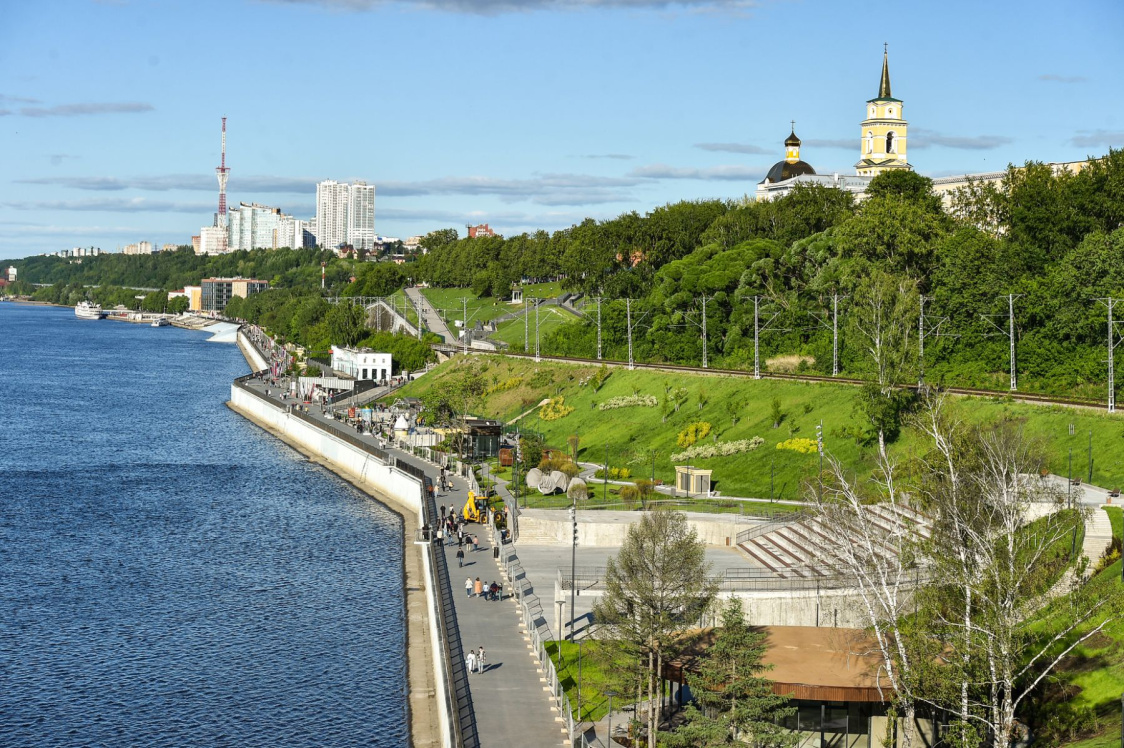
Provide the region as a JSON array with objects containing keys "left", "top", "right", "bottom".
[
  {"left": 701, "top": 295, "right": 709, "bottom": 369},
  {"left": 626, "top": 299, "right": 634, "bottom": 370},
  {"left": 524, "top": 299, "right": 530, "bottom": 355},
  {"left": 1095, "top": 297, "right": 1123, "bottom": 413},
  {"left": 534, "top": 298, "right": 541, "bottom": 362},
  {"left": 754, "top": 296, "right": 760, "bottom": 379},
  {"left": 832, "top": 292, "right": 840, "bottom": 377},
  {"left": 919, "top": 294, "right": 925, "bottom": 386},
  {"left": 1008, "top": 293, "right": 1016, "bottom": 391},
  {"left": 569, "top": 501, "right": 577, "bottom": 641},
  {"left": 595, "top": 296, "right": 602, "bottom": 361},
  {"left": 462, "top": 297, "right": 468, "bottom": 357},
  {"left": 982, "top": 294, "right": 1022, "bottom": 392}
]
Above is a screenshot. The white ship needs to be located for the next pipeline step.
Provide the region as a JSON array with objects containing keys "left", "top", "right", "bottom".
[
  {"left": 75, "top": 301, "right": 105, "bottom": 320},
  {"left": 151, "top": 317, "right": 170, "bottom": 327}
]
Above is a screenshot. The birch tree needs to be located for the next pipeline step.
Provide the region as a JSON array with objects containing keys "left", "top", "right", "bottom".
[
  {"left": 593, "top": 509, "right": 717, "bottom": 748},
  {"left": 914, "top": 398, "right": 1112, "bottom": 748},
  {"left": 808, "top": 440, "right": 922, "bottom": 748}
]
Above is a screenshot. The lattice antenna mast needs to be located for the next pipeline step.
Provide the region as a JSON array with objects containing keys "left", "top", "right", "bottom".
[{"left": 215, "top": 117, "right": 230, "bottom": 228}]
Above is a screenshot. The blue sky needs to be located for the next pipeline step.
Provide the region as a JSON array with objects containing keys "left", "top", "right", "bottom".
[{"left": 2, "top": 0, "right": 1122, "bottom": 260}]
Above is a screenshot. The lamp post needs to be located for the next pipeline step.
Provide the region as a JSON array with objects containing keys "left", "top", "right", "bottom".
[
  {"left": 605, "top": 688, "right": 619, "bottom": 747},
  {"left": 577, "top": 638, "right": 584, "bottom": 723},
  {"left": 569, "top": 501, "right": 577, "bottom": 641}
]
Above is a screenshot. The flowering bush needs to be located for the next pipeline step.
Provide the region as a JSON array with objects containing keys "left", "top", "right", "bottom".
[
  {"left": 539, "top": 396, "right": 574, "bottom": 421},
  {"left": 671, "top": 437, "right": 764, "bottom": 462},
  {"left": 593, "top": 466, "right": 632, "bottom": 480},
  {"left": 485, "top": 376, "right": 523, "bottom": 396},
  {"left": 775, "top": 437, "right": 819, "bottom": 454},
  {"left": 676, "top": 421, "right": 713, "bottom": 448},
  {"left": 598, "top": 394, "right": 658, "bottom": 411}
]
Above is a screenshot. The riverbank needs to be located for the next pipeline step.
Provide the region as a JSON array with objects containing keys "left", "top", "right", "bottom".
[{"left": 230, "top": 335, "right": 446, "bottom": 748}]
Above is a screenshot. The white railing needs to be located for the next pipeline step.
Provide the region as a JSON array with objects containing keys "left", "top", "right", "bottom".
[{"left": 499, "top": 536, "right": 584, "bottom": 744}]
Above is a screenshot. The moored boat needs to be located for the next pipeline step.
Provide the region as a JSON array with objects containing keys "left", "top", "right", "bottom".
[
  {"left": 75, "top": 301, "right": 105, "bottom": 320},
  {"left": 151, "top": 317, "right": 170, "bottom": 327}
]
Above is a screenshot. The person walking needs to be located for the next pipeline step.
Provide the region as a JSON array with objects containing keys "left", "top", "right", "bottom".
[
  {"left": 471, "top": 534, "right": 479, "bottom": 553},
  {"left": 466, "top": 649, "right": 477, "bottom": 675},
  {"left": 464, "top": 577, "right": 473, "bottom": 597},
  {"left": 477, "top": 646, "right": 487, "bottom": 672},
  {"left": 473, "top": 577, "right": 483, "bottom": 597},
  {"left": 456, "top": 547, "right": 465, "bottom": 568}
]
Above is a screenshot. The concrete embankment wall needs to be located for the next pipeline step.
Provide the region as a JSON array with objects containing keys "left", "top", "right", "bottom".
[
  {"left": 228, "top": 361, "right": 453, "bottom": 748},
  {"left": 520, "top": 508, "right": 752, "bottom": 547}
]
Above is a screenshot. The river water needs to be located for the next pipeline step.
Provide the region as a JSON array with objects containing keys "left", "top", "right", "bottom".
[{"left": 0, "top": 303, "right": 408, "bottom": 747}]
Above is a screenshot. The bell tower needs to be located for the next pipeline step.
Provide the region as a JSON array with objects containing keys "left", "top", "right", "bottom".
[{"left": 856, "top": 45, "right": 911, "bottom": 177}]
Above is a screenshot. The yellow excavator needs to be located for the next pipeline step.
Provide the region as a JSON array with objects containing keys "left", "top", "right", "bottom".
[{"left": 462, "top": 491, "right": 487, "bottom": 523}]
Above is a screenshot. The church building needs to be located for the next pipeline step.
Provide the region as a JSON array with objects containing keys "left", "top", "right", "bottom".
[{"left": 756, "top": 49, "right": 907, "bottom": 202}]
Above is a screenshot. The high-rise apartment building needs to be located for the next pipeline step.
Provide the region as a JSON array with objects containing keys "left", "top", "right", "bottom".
[
  {"left": 348, "top": 181, "right": 376, "bottom": 251},
  {"left": 227, "top": 202, "right": 285, "bottom": 251},
  {"left": 315, "top": 179, "right": 375, "bottom": 250},
  {"left": 316, "top": 180, "right": 351, "bottom": 250}
]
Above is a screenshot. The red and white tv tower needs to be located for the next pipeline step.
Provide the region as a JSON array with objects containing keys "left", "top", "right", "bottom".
[{"left": 215, "top": 117, "right": 229, "bottom": 228}]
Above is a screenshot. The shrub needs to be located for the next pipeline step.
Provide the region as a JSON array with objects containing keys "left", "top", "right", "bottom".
[
  {"left": 671, "top": 437, "right": 764, "bottom": 462},
  {"left": 591, "top": 364, "right": 611, "bottom": 392},
  {"left": 485, "top": 376, "right": 524, "bottom": 396},
  {"left": 598, "top": 394, "right": 658, "bottom": 410},
  {"left": 677, "top": 421, "right": 713, "bottom": 449},
  {"left": 305, "top": 364, "right": 322, "bottom": 377},
  {"left": 775, "top": 437, "right": 819, "bottom": 454},
  {"left": 539, "top": 396, "right": 574, "bottom": 421},
  {"left": 594, "top": 467, "right": 632, "bottom": 480}
]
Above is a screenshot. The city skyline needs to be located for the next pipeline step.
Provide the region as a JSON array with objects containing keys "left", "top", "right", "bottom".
[{"left": 2, "top": 0, "right": 1123, "bottom": 260}]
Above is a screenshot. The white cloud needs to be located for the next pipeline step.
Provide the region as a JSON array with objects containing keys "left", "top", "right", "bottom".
[
  {"left": 694, "top": 142, "right": 771, "bottom": 155},
  {"left": 910, "top": 127, "right": 1013, "bottom": 151},
  {"left": 629, "top": 163, "right": 762, "bottom": 180},
  {"left": 1037, "top": 74, "right": 1087, "bottom": 84},
  {"left": 264, "top": 0, "right": 760, "bottom": 14},
  {"left": 19, "top": 102, "right": 154, "bottom": 117},
  {"left": 1070, "top": 130, "right": 1124, "bottom": 148}
]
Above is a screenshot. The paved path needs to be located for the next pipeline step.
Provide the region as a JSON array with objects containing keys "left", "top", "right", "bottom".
[
  {"left": 238, "top": 375, "right": 564, "bottom": 747},
  {"left": 437, "top": 515, "right": 568, "bottom": 748},
  {"left": 406, "top": 287, "right": 457, "bottom": 344}
]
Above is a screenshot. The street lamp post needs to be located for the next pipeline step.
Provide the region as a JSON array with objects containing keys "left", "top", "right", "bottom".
[
  {"left": 569, "top": 502, "right": 577, "bottom": 641},
  {"left": 605, "top": 688, "right": 619, "bottom": 747}
]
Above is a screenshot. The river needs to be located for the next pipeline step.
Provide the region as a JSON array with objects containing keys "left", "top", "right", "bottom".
[{"left": 0, "top": 303, "right": 408, "bottom": 747}]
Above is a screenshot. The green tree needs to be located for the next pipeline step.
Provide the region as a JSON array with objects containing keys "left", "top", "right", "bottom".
[
  {"left": 593, "top": 509, "right": 717, "bottom": 748},
  {"left": 666, "top": 598, "right": 796, "bottom": 748},
  {"left": 326, "top": 301, "right": 367, "bottom": 347}
]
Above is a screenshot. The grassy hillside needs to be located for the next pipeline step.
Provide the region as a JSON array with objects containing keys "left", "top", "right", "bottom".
[
  {"left": 491, "top": 305, "right": 579, "bottom": 349},
  {"left": 388, "top": 356, "right": 1124, "bottom": 499}
]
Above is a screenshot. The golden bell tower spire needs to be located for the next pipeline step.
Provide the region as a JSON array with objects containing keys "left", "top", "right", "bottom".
[{"left": 856, "top": 45, "right": 911, "bottom": 177}]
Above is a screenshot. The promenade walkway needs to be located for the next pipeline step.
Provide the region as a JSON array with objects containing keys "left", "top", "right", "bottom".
[
  {"left": 237, "top": 375, "right": 565, "bottom": 748},
  {"left": 406, "top": 287, "right": 457, "bottom": 345}
]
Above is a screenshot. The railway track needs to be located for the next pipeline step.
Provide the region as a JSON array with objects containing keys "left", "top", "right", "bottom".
[{"left": 432, "top": 344, "right": 1112, "bottom": 411}]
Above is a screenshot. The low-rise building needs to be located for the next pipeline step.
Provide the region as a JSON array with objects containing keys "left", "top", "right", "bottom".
[
  {"left": 467, "top": 223, "right": 496, "bottom": 238},
  {"left": 201, "top": 277, "right": 269, "bottom": 313},
  {"left": 330, "top": 346, "right": 392, "bottom": 382},
  {"left": 6, "top": 266, "right": 16, "bottom": 282}
]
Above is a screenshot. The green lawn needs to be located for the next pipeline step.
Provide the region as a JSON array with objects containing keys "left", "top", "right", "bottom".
[
  {"left": 1033, "top": 507, "right": 1124, "bottom": 746},
  {"left": 386, "top": 289, "right": 418, "bottom": 327},
  {"left": 545, "top": 641, "right": 637, "bottom": 722},
  {"left": 490, "top": 305, "right": 579, "bottom": 349},
  {"left": 385, "top": 356, "right": 1124, "bottom": 501},
  {"left": 421, "top": 287, "right": 518, "bottom": 324},
  {"left": 521, "top": 281, "right": 564, "bottom": 300}
]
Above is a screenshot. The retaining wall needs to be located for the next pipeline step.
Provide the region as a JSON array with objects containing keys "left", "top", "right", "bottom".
[{"left": 229, "top": 368, "right": 460, "bottom": 747}]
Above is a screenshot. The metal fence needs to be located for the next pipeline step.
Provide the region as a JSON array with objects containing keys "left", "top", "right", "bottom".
[{"left": 500, "top": 540, "right": 583, "bottom": 744}]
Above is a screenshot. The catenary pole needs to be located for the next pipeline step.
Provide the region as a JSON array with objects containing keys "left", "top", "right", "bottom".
[
  {"left": 1008, "top": 293, "right": 1017, "bottom": 391},
  {"left": 626, "top": 299, "right": 634, "bottom": 370},
  {"left": 596, "top": 296, "right": 602, "bottom": 361},
  {"left": 701, "top": 294, "right": 709, "bottom": 369},
  {"left": 832, "top": 292, "right": 840, "bottom": 377},
  {"left": 754, "top": 295, "right": 761, "bottom": 380},
  {"left": 534, "top": 298, "right": 541, "bottom": 363}
]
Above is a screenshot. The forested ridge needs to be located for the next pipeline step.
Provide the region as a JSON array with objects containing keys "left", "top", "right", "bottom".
[{"left": 10, "top": 150, "right": 1124, "bottom": 397}]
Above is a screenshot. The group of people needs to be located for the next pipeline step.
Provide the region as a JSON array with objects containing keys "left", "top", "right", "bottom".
[
  {"left": 464, "top": 576, "right": 502, "bottom": 602},
  {"left": 465, "top": 646, "right": 487, "bottom": 674}
]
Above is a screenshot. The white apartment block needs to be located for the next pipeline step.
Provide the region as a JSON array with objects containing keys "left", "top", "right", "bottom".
[
  {"left": 348, "top": 181, "right": 376, "bottom": 251},
  {"left": 330, "top": 346, "right": 392, "bottom": 381},
  {"left": 197, "top": 225, "right": 228, "bottom": 255},
  {"left": 227, "top": 202, "right": 284, "bottom": 251},
  {"left": 122, "top": 241, "right": 154, "bottom": 255},
  {"left": 316, "top": 179, "right": 375, "bottom": 251}
]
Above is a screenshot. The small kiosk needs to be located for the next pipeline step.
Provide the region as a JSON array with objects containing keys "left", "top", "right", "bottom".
[{"left": 675, "top": 466, "right": 712, "bottom": 497}]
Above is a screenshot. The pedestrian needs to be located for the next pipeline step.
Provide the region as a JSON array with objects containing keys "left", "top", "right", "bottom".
[
  {"left": 478, "top": 646, "right": 487, "bottom": 671},
  {"left": 488, "top": 581, "right": 499, "bottom": 601},
  {"left": 465, "top": 577, "right": 473, "bottom": 598},
  {"left": 472, "top": 534, "right": 479, "bottom": 553},
  {"left": 456, "top": 547, "right": 465, "bottom": 567},
  {"left": 474, "top": 577, "right": 483, "bottom": 597},
  {"left": 466, "top": 649, "right": 477, "bottom": 674},
  {"left": 436, "top": 526, "right": 443, "bottom": 546}
]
